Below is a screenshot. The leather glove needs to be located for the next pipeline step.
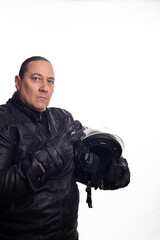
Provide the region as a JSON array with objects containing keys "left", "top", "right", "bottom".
[
  {"left": 100, "top": 157, "right": 130, "bottom": 190},
  {"left": 75, "top": 141, "right": 105, "bottom": 189},
  {"left": 50, "top": 120, "right": 85, "bottom": 166},
  {"left": 23, "top": 120, "right": 85, "bottom": 182}
]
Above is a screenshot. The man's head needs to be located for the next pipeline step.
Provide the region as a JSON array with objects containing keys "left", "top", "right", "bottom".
[{"left": 15, "top": 56, "right": 55, "bottom": 112}]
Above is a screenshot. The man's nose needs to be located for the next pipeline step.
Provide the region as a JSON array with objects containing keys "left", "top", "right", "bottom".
[{"left": 39, "top": 80, "right": 48, "bottom": 93}]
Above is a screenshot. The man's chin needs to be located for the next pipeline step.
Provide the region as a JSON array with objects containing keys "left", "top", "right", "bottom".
[{"left": 34, "top": 104, "right": 47, "bottom": 112}]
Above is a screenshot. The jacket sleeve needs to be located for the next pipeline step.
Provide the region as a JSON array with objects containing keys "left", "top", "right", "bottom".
[
  {"left": 99, "top": 157, "right": 130, "bottom": 190},
  {"left": 0, "top": 127, "right": 43, "bottom": 209}
]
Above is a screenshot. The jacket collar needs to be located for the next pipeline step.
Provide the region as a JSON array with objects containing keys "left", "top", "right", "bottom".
[{"left": 7, "top": 92, "right": 50, "bottom": 125}]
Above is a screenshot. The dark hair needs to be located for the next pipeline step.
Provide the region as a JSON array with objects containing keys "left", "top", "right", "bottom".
[{"left": 19, "top": 56, "right": 50, "bottom": 79}]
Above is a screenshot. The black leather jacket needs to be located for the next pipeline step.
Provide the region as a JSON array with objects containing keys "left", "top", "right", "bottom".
[{"left": 0, "top": 93, "right": 81, "bottom": 240}]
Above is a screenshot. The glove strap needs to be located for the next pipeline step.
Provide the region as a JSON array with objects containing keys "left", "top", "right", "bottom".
[{"left": 86, "top": 181, "right": 93, "bottom": 208}]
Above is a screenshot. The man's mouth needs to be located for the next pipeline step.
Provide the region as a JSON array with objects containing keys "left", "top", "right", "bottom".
[{"left": 37, "top": 96, "right": 47, "bottom": 100}]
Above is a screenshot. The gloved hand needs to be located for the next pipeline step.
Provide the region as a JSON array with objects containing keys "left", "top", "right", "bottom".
[
  {"left": 23, "top": 120, "right": 85, "bottom": 185},
  {"left": 75, "top": 141, "right": 105, "bottom": 189},
  {"left": 50, "top": 120, "right": 85, "bottom": 165},
  {"left": 100, "top": 157, "right": 130, "bottom": 190}
]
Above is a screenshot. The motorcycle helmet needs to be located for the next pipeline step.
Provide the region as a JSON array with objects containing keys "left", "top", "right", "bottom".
[
  {"left": 82, "top": 127, "right": 124, "bottom": 159},
  {"left": 81, "top": 127, "right": 125, "bottom": 208}
]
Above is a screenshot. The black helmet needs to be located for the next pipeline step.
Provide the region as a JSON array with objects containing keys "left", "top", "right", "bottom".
[
  {"left": 82, "top": 127, "right": 124, "bottom": 159},
  {"left": 81, "top": 127, "right": 125, "bottom": 208}
]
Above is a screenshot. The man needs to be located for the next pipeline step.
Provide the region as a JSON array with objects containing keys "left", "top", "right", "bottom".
[{"left": 0, "top": 56, "right": 130, "bottom": 240}]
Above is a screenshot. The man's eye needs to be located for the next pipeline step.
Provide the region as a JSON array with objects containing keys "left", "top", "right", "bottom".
[
  {"left": 33, "top": 77, "right": 40, "bottom": 81},
  {"left": 48, "top": 80, "right": 54, "bottom": 85}
]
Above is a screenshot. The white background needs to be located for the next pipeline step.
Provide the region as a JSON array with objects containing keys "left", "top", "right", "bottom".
[{"left": 0, "top": 0, "right": 160, "bottom": 239}]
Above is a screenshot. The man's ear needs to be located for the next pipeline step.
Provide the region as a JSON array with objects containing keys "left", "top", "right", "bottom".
[{"left": 15, "top": 75, "right": 21, "bottom": 91}]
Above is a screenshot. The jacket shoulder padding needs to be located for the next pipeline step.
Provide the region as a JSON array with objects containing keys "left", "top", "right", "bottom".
[
  {"left": 0, "top": 104, "right": 16, "bottom": 129},
  {"left": 49, "top": 107, "right": 73, "bottom": 120}
]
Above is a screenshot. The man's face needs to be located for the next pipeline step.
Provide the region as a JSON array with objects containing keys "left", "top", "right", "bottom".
[{"left": 15, "top": 60, "right": 55, "bottom": 112}]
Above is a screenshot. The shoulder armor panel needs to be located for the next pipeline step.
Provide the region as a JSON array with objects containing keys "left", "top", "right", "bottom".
[
  {"left": 49, "top": 107, "right": 72, "bottom": 120},
  {"left": 0, "top": 104, "right": 15, "bottom": 129}
]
